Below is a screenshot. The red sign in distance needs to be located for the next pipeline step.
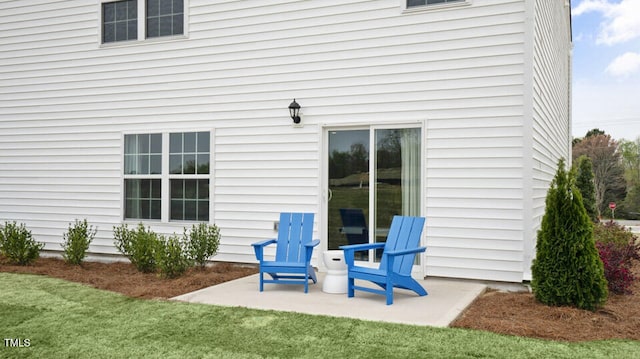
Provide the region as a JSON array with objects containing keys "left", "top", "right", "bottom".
[{"left": 609, "top": 202, "right": 616, "bottom": 210}]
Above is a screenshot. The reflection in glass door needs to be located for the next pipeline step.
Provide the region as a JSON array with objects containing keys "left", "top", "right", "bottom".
[
  {"left": 327, "top": 127, "right": 421, "bottom": 265},
  {"left": 327, "top": 130, "right": 370, "bottom": 260},
  {"left": 374, "top": 128, "right": 421, "bottom": 262}
]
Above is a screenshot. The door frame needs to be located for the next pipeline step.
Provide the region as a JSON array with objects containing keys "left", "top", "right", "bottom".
[{"left": 319, "top": 121, "right": 426, "bottom": 277}]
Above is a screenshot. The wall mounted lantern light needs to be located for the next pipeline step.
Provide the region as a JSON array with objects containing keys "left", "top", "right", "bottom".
[{"left": 288, "top": 99, "right": 301, "bottom": 124}]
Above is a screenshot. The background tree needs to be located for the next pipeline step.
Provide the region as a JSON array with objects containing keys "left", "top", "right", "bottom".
[
  {"left": 617, "top": 138, "right": 640, "bottom": 218},
  {"left": 572, "top": 133, "right": 626, "bottom": 217},
  {"left": 531, "top": 159, "right": 608, "bottom": 311},
  {"left": 574, "top": 155, "right": 597, "bottom": 222}
]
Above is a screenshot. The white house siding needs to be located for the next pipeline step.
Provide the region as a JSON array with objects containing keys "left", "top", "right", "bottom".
[
  {"left": 0, "top": 0, "right": 568, "bottom": 282},
  {"left": 522, "top": 0, "right": 572, "bottom": 280}
]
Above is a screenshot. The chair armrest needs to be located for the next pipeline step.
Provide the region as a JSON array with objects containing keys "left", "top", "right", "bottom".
[
  {"left": 252, "top": 239, "right": 277, "bottom": 248},
  {"left": 340, "top": 243, "right": 385, "bottom": 252},
  {"left": 341, "top": 243, "right": 385, "bottom": 266},
  {"left": 304, "top": 240, "right": 320, "bottom": 248},
  {"left": 251, "top": 239, "right": 277, "bottom": 261},
  {"left": 385, "top": 246, "right": 426, "bottom": 257}
]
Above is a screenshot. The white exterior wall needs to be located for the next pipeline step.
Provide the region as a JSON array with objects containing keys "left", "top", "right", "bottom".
[
  {"left": 522, "top": 0, "right": 572, "bottom": 280},
  {"left": 0, "top": 0, "right": 568, "bottom": 282}
]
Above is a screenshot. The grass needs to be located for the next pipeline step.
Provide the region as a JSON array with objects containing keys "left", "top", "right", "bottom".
[{"left": 1, "top": 273, "right": 639, "bottom": 359}]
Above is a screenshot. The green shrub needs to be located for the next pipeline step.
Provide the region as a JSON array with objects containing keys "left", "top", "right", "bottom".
[
  {"left": 185, "top": 223, "right": 220, "bottom": 268},
  {"left": 593, "top": 220, "right": 637, "bottom": 247},
  {"left": 531, "top": 159, "right": 608, "bottom": 311},
  {"left": 575, "top": 155, "right": 598, "bottom": 222},
  {"left": 0, "top": 221, "right": 44, "bottom": 265},
  {"left": 156, "top": 235, "right": 192, "bottom": 278},
  {"left": 113, "top": 223, "right": 159, "bottom": 273},
  {"left": 61, "top": 219, "right": 97, "bottom": 265}
]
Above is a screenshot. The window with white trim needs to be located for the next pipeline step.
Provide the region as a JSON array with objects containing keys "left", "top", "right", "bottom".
[
  {"left": 101, "top": 0, "right": 185, "bottom": 44},
  {"left": 123, "top": 131, "right": 210, "bottom": 222},
  {"left": 407, "top": 0, "right": 465, "bottom": 8}
]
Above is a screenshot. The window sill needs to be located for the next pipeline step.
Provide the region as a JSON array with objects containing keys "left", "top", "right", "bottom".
[
  {"left": 403, "top": 0, "right": 472, "bottom": 14},
  {"left": 100, "top": 34, "right": 188, "bottom": 48}
]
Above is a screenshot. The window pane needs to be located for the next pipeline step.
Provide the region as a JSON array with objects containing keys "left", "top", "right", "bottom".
[
  {"left": 150, "top": 133, "right": 162, "bottom": 153},
  {"left": 171, "top": 200, "right": 183, "bottom": 220},
  {"left": 184, "top": 201, "right": 197, "bottom": 220},
  {"left": 171, "top": 179, "right": 183, "bottom": 199},
  {"left": 115, "top": 1, "right": 128, "bottom": 20},
  {"left": 150, "top": 154, "right": 162, "bottom": 174},
  {"left": 170, "top": 133, "right": 182, "bottom": 153},
  {"left": 115, "top": 21, "right": 128, "bottom": 41},
  {"left": 169, "top": 154, "right": 182, "bottom": 174},
  {"left": 128, "top": 20, "right": 138, "bottom": 39},
  {"left": 128, "top": 1, "right": 137, "bottom": 18},
  {"left": 151, "top": 180, "right": 161, "bottom": 198},
  {"left": 147, "top": 0, "right": 159, "bottom": 16},
  {"left": 197, "top": 132, "right": 209, "bottom": 152},
  {"left": 124, "top": 135, "right": 136, "bottom": 154},
  {"left": 159, "top": 0, "right": 172, "bottom": 15},
  {"left": 184, "top": 132, "right": 196, "bottom": 152},
  {"left": 138, "top": 154, "right": 149, "bottom": 174},
  {"left": 197, "top": 154, "right": 209, "bottom": 174},
  {"left": 103, "top": 23, "right": 115, "bottom": 43},
  {"left": 184, "top": 179, "right": 197, "bottom": 198},
  {"left": 159, "top": 16, "right": 173, "bottom": 36},
  {"left": 183, "top": 154, "right": 196, "bottom": 174},
  {"left": 173, "top": 0, "right": 183, "bottom": 12},
  {"left": 147, "top": 17, "right": 159, "bottom": 38},
  {"left": 138, "top": 134, "right": 150, "bottom": 153},
  {"left": 151, "top": 200, "right": 161, "bottom": 219},
  {"left": 198, "top": 201, "right": 209, "bottom": 222},
  {"left": 198, "top": 179, "right": 209, "bottom": 199},
  {"left": 104, "top": 3, "right": 115, "bottom": 22},
  {"left": 173, "top": 14, "right": 183, "bottom": 35}
]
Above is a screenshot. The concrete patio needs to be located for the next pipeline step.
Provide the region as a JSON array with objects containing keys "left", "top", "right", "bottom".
[{"left": 173, "top": 272, "right": 487, "bottom": 327}]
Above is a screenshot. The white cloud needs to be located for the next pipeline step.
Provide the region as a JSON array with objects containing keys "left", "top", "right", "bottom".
[
  {"left": 606, "top": 52, "right": 640, "bottom": 77},
  {"left": 573, "top": 0, "right": 640, "bottom": 45}
]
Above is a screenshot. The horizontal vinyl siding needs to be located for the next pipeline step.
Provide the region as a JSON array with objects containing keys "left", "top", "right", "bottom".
[
  {"left": 526, "top": 0, "right": 571, "bottom": 279},
  {"left": 2, "top": 0, "right": 527, "bottom": 279}
]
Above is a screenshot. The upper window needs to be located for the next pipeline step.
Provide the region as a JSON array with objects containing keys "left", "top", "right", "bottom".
[
  {"left": 101, "top": 0, "right": 185, "bottom": 44},
  {"left": 102, "top": 0, "right": 138, "bottom": 43},
  {"left": 407, "top": 0, "right": 465, "bottom": 7},
  {"left": 146, "top": 0, "right": 184, "bottom": 38}
]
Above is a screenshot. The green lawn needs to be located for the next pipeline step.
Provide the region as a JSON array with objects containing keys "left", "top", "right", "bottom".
[{"left": 1, "top": 273, "right": 638, "bottom": 359}]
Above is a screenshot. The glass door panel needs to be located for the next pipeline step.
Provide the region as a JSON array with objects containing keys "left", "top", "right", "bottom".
[
  {"left": 374, "top": 128, "right": 421, "bottom": 262},
  {"left": 327, "top": 130, "right": 370, "bottom": 260}
]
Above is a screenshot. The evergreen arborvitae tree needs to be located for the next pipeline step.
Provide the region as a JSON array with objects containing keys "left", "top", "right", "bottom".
[
  {"left": 531, "top": 159, "right": 608, "bottom": 311},
  {"left": 575, "top": 155, "right": 598, "bottom": 222}
]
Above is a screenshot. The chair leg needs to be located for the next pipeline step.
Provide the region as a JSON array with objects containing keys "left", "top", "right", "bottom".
[
  {"left": 386, "top": 277, "right": 393, "bottom": 305},
  {"left": 347, "top": 277, "right": 355, "bottom": 298},
  {"left": 259, "top": 271, "right": 264, "bottom": 292}
]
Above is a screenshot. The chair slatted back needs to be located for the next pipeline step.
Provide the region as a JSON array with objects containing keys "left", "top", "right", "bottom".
[
  {"left": 379, "top": 216, "right": 425, "bottom": 275},
  {"left": 275, "top": 212, "right": 315, "bottom": 263}
]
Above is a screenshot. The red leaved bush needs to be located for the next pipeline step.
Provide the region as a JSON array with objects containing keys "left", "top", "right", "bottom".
[{"left": 596, "top": 241, "right": 638, "bottom": 294}]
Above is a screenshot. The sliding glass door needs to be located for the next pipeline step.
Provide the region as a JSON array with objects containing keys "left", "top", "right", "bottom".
[{"left": 327, "top": 126, "right": 422, "bottom": 265}]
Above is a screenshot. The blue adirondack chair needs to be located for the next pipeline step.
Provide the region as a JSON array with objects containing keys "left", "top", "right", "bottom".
[
  {"left": 252, "top": 212, "right": 319, "bottom": 293},
  {"left": 340, "top": 216, "right": 427, "bottom": 305}
]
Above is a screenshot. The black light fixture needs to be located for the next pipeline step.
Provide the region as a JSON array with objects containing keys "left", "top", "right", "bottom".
[{"left": 288, "top": 99, "right": 301, "bottom": 124}]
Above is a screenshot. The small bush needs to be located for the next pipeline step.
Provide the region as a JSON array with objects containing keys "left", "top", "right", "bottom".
[
  {"left": 113, "top": 223, "right": 159, "bottom": 273},
  {"left": 0, "top": 221, "right": 44, "bottom": 265},
  {"left": 593, "top": 221, "right": 640, "bottom": 295},
  {"left": 593, "top": 220, "right": 637, "bottom": 247},
  {"left": 156, "top": 235, "right": 192, "bottom": 278},
  {"left": 185, "top": 223, "right": 220, "bottom": 268},
  {"left": 61, "top": 219, "right": 97, "bottom": 265},
  {"left": 596, "top": 242, "right": 638, "bottom": 294}
]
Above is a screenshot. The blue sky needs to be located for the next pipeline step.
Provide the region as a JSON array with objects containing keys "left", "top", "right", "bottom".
[{"left": 571, "top": 0, "right": 640, "bottom": 140}]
